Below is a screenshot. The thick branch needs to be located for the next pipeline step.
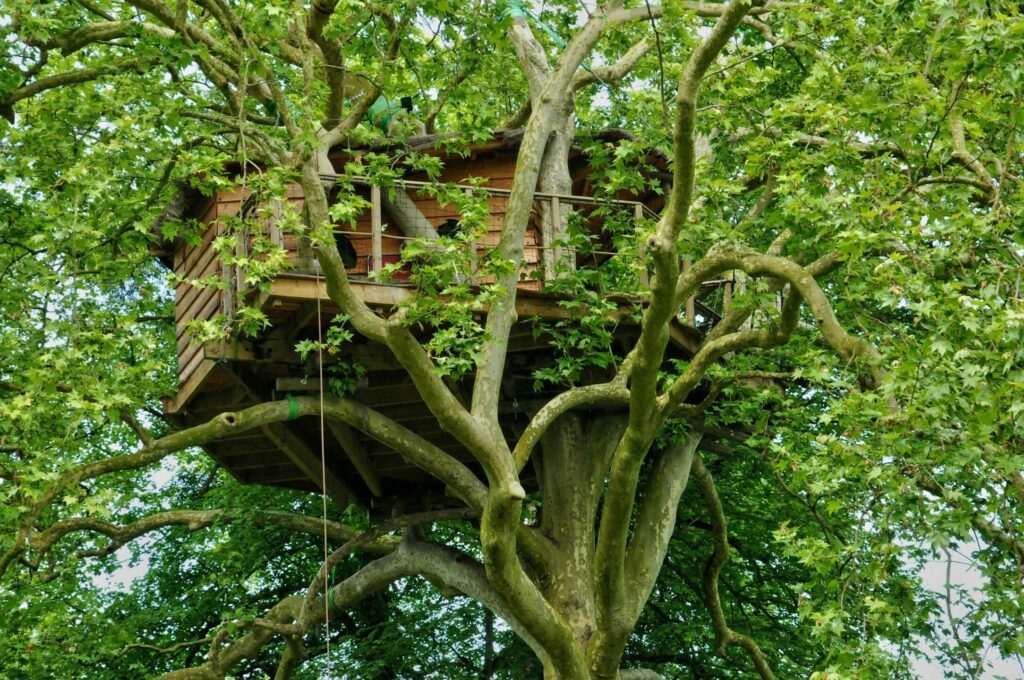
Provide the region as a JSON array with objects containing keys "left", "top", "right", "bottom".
[
  {"left": 592, "top": 4, "right": 756, "bottom": 662},
  {"left": 0, "top": 395, "right": 484, "bottom": 579},
  {"left": 2, "top": 57, "right": 154, "bottom": 109},
  {"left": 948, "top": 114, "right": 998, "bottom": 203},
  {"left": 673, "top": 246, "right": 884, "bottom": 393},
  {"left": 570, "top": 37, "right": 652, "bottom": 92},
  {"left": 623, "top": 434, "right": 701, "bottom": 621},
  {"left": 157, "top": 540, "right": 542, "bottom": 680},
  {"left": 513, "top": 378, "right": 631, "bottom": 473}
]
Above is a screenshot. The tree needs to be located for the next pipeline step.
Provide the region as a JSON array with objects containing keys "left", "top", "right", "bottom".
[{"left": 1, "top": 0, "right": 1022, "bottom": 678}]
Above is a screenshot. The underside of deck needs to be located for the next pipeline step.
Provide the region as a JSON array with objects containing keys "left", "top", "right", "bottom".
[{"left": 165, "top": 276, "right": 704, "bottom": 511}]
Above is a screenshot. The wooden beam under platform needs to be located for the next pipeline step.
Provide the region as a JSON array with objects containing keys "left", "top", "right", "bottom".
[
  {"left": 217, "top": 363, "right": 369, "bottom": 508},
  {"left": 205, "top": 338, "right": 397, "bottom": 370},
  {"left": 260, "top": 422, "right": 360, "bottom": 508},
  {"left": 325, "top": 420, "right": 383, "bottom": 498}
]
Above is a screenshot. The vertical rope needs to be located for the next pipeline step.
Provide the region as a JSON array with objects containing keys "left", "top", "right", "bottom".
[{"left": 315, "top": 156, "right": 333, "bottom": 678}]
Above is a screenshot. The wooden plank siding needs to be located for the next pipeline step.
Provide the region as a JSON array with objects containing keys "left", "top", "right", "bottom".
[
  {"left": 173, "top": 198, "right": 225, "bottom": 393},
  {"left": 171, "top": 153, "right": 554, "bottom": 409}
]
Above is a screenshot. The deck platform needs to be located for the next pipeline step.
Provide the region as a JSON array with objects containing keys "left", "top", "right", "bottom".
[{"left": 165, "top": 275, "right": 705, "bottom": 510}]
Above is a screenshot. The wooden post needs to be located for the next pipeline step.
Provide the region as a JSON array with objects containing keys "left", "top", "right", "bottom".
[
  {"left": 235, "top": 226, "right": 248, "bottom": 300},
  {"left": 634, "top": 203, "right": 649, "bottom": 289},
  {"left": 541, "top": 197, "right": 557, "bottom": 283},
  {"left": 683, "top": 259, "right": 696, "bottom": 325},
  {"left": 269, "top": 199, "right": 283, "bottom": 248},
  {"left": 552, "top": 193, "right": 561, "bottom": 278},
  {"left": 219, "top": 218, "right": 234, "bottom": 319},
  {"left": 261, "top": 422, "right": 355, "bottom": 508},
  {"left": 466, "top": 187, "right": 478, "bottom": 285},
  {"left": 370, "top": 184, "right": 382, "bottom": 274},
  {"left": 326, "top": 421, "right": 383, "bottom": 498}
]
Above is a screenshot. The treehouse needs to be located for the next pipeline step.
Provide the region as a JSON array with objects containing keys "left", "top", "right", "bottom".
[{"left": 152, "top": 129, "right": 728, "bottom": 511}]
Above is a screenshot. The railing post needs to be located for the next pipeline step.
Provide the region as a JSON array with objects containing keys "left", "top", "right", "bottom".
[
  {"left": 235, "top": 226, "right": 249, "bottom": 300},
  {"left": 634, "top": 203, "right": 648, "bottom": 289},
  {"left": 541, "top": 197, "right": 556, "bottom": 283},
  {"left": 548, "top": 195, "right": 565, "bottom": 280},
  {"left": 269, "top": 199, "right": 283, "bottom": 248},
  {"left": 370, "top": 184, "right": 382, "bottom": 275},
  {"left": 466, "top": 186, "right": 477, "bottom": 285},
  {"left": 220, "top": 217, "right": 234, "bottom": 319}
]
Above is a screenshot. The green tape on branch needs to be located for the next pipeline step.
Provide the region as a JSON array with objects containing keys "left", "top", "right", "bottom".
[
  {"left": 286, "top": 393, "right": 300, "bottom": 421},
  {"left": 326, "top": 562, "right": 343, "bottom": 614},
  {"left": 327, "top": 585, "right": 337, "bottom": 615}
]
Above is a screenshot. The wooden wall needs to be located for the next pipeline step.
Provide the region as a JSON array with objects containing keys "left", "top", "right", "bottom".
[
  {"left": 173, "top": 152, "right": 548, "bottom": 393},
  {"left": 203, "top": 155, "right": 542, "bottom": 282},
  {"left": 173, "top": 197, "right": 224, "bottom": 391}
]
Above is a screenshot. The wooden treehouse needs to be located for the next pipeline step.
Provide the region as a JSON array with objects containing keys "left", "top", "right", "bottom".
[{"left": 153, "top": 130, "right": 729, "bottom": 511}]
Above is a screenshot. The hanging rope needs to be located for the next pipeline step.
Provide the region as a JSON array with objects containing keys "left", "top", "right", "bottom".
[{"left": 314, "top": 154, "right": 333, "bottom": 678}]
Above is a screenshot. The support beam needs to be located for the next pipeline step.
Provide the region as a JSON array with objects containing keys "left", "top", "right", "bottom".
[
  {"left": 206, "top": 338, "right": 397, "bottom": 371},
  {"left": 163, "top": 358, "right": 216, "bottom": 414},
  {"left": 275, "top": 377, "right": 323, "bottom": 392},
  {"left": 326, "top": 420, "right": 384, "bottom": 497},
  {"left": 268, "top": 301, "right": 320, "bottom": 342},
  {"left": 217, "top": 364, "right": 362, "bottom": 508},
  {"left": 261, "top": 422, "right": 359, "bottom": 509}
]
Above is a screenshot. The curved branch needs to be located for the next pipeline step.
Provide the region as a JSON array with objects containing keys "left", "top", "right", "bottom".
[
  {"left": 674, "top": 246, "right": 884, "bottom": 391},
  {"left": 157, "top": 596, "right": 305, "bottom": 680},
  {"left": 606, "top": 2, "right": 793, "bottom": 25},
  {"left": 2, "top": 57, "right": 155, "bottom": 110},
  {"left": 949, "top": 114, "right": 998, "bottom": 204},
  {"left": 507, "top": 14, "right": 550, "bottom": 99},
  {"left": 29, "top": 20, "right": 175, "bottom": 55},
  {"left": 156, "top": 539, "right": 543, "bottom": 680},
  {"left": 513, "top": 380, "right": 630, "bottom": 473},
  {"left": 660, "top": 298, "right": 801, "bottom": 414},
  {"left": 692, "top": 454, "right": 776, "bottom": 679},
  {"left": 570, "top": 37, "right": 652, "bottom": 92},
  {"left": 322, "top": 398, "right": 487, "bottom": 510},
  {"left": 125, "top": 0, "right": 242, "bottom": 64},
  {"left": 0, "top": 395, "right": 485, "bottom": 579}
]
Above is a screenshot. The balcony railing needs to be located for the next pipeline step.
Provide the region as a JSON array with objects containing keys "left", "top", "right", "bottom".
[{"left": 227, "top": 177, "right": 729, "bottom": 328}]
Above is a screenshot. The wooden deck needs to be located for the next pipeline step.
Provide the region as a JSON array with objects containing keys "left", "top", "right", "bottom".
[{"left": 166, "top": 274, "right": 704, "bottom": 509}]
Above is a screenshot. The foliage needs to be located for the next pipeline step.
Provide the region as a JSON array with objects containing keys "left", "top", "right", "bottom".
[{"left": 1, "top": 0, "right": 1022, "bottom": 679}]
